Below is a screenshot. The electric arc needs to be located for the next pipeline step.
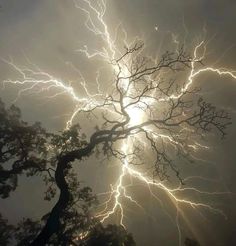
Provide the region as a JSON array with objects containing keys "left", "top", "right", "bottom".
[{"left": 2, "top": 0, "right": 236, "bottom": 244}]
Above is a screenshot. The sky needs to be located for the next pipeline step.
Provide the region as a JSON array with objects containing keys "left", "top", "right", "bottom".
[{"left": 0, "top": 0, "right": 236, "bottom": 245}]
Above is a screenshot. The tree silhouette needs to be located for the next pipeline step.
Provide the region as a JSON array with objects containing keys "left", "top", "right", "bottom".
[
  {"left": 81, "top": 224, "right": 136, "bottom": 246},
  {"left": 0, "top": 43, "right": 231, "bottom": 245},
  {"left": 0, "top": 99, "right": 48, "bottom": 198},
  {"left": 0, "top": 214, "right": 14, "bottom": 245},
  {"left": 184, "top": 237, "right": 200, "bottom": 246},
  {"left": 0, "top": 98, "right": 135, "bottom": 245}
]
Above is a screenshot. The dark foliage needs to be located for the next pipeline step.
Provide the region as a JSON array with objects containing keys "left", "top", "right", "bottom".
[
  {"left": 0, "top": 100, "right": 135, "bottom": 245},
  {"left": 0, "top": 214, "right": 14, "bottom": 245},
  {"left": 0, "top": 99, "right": 48, "bottom": 198},
  {"left": 0, "top": 43, "right": 231, "bottom": 245},
  {"left": 82, "top": 224, "right": 136, "bottom": 246},
  {"left": 184, "top": 237, "right": 200, "bottom": 246}
]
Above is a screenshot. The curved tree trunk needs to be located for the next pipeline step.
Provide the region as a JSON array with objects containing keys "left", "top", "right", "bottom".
[
  {"left": 30, "top": 158, "right": 70, "bottom": 246},
  {"left": 30, "top": 142, "right": 96, "bottom": 245}
]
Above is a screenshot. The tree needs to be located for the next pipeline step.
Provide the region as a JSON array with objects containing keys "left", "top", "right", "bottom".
[
  {"left": 0, "top": 214, "right": 14, "bottom": 245},
  {"left": 184, "top": 237, "right": 200, "bottom": 246},
  {"left": 0, "top": 42, "right": 231, "bottom": 245},
  {"left": 0, "top": 99, "right": 48, "bottom": 198},
  {"left": 0, "top": 98, "right": 136, "bottom": 245},
  {"left": 81, "top": 224, "right": 136, "bottom": 246}
]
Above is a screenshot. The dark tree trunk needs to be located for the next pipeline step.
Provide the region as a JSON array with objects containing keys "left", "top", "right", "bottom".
[
  {"left": 30, "top": 159, "right": 70, "bottom": 246},
  {"left": 30, "top": 142, "right": 97, "bottom": 245}
]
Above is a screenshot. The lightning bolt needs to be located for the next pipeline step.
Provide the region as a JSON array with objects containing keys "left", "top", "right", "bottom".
[{"left": 2, "top": 0, "right": 235, "bottom": 245}]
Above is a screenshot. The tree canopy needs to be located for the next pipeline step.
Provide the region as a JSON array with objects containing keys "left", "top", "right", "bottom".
[
  {"left": 0, "top": 42, "right": 231, "bottom": 245},
  {"left": 0, "top": 98, "right": 137, "bottom": 245}
]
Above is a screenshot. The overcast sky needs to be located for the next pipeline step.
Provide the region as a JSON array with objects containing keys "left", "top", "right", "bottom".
[{"left": 0, "top": 1, "right": 236, "bottom": 245}]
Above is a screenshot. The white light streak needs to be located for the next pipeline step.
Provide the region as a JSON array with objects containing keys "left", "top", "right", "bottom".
[{"left": 2, "top": 1, "right": 235, "bottom": 245}]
